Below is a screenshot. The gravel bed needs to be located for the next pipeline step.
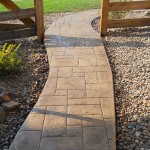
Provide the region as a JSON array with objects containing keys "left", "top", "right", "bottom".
[
  {"left": 0, "top": 12, "right": 73, "bottom": 150},
  {"left": 0, "top": 40, "right": 49, "bottom": 150},
  {"left": 92, "top": 11, "right": 150, "bottom": 150}
]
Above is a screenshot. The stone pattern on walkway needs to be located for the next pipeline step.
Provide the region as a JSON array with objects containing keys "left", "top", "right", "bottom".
[{"left": 9, "top": 10, "right": 116, "bottom": 150}]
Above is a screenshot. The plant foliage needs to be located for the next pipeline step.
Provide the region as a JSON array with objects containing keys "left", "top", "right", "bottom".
[{"left": 0, "top": 43, "right": 23, "bottom": 74}]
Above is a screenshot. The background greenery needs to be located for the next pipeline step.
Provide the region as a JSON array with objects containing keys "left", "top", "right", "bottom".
[{"left": 0, "top": 0, "right": 101, "bottom": 13}]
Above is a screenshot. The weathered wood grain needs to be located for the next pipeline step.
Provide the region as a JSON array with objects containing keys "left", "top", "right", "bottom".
[
  {"left": 0, "top": 8, "right": 36, "bottom": 22},
  {"left": 0, "top": 27, "right": 37, "bottom": 41},
  {"left": 108, "top": 18, "right": 150, "bottom": 28},
  {"left": 109, "top": 1, "right": 150, "bottom": 11}
]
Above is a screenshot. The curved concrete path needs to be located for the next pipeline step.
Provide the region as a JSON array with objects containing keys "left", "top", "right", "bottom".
[{"left": 9, "top": 10, "right": 116, "bottom": 150}]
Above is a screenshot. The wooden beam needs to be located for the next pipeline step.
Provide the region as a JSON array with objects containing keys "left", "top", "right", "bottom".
[
  {"left": 0, "top": 0, "right": 18, "bottom": 10},
  {"left": 100, "top": 0, "right": 109, "bottom": 36},
  {"left": 108, "top": 18, "right": 150, "bottom": 28},
  {"left": 0, "top": 27, "right": 37, "bottom": 41},
  {"left": 0, "top": 8, "right": 36, "bottom": 22},
  {"left": 34, "top": 0, "right": 44, "bottom": 42},
  {"left": 0, "top": 0, "right": 35, "bottom": 27},
  {"left": 109, "top": 1, "right": 150, "bottom": 11},
  {"left": 0, "top": 23, "right": 31, "bottom": 31}
]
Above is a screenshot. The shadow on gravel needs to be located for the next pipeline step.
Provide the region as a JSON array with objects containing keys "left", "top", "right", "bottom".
[
  {"left": 104, "top": 41, "right": 146, "bottom": 48},
  {"left": 108, "top": 27, "right": 150, "bottom": 37}
]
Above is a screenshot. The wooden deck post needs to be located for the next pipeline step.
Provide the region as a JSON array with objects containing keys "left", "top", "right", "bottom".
[
  {"left": 100, "top": 0, "right": 109, "bottom": 36},
  {"left": 34, "top": 0, "right": 44, "bottom": 42}
]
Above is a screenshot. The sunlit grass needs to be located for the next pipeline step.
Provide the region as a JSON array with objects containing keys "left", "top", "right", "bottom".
[{"left": 0, "top": 0, "right": 101, "bottom": 13}]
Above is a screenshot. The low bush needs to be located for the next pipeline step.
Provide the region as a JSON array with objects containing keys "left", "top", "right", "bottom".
[{"left": 0, "top": 43, "right": 23, "bottom": 75}]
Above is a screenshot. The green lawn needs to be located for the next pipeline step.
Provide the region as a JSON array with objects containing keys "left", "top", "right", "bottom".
[{"left": 0, "top": 0, "right": 101, "bottom": 13}]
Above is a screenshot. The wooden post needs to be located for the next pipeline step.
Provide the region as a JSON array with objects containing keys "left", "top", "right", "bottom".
[
  {"left": 100, "top": 0, "right": 109, "bottom": 36},
  {"left": 34, "top": 0, "right": 44, "bottom": 42}
]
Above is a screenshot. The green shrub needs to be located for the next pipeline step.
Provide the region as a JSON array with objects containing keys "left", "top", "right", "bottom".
[
  {"left": 0, "top": 43, "right": 23, "bottom": 74},
  {"left": 109, "top": 0, "right": 131, "bottom": 19}
]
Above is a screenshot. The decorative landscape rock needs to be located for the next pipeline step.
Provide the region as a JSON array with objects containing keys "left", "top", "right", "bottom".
[
  {"left": 0, "top": 87, "right": 10, "bottom": 104},
  {"left": 0, "top": 87, "right": 4, "bottom": 94},
  {"left": 0, "top": 107, "right": 5, "bottom": 123},
  {"left": 1, "top": 101, "right": 21, "bottom": 111},
  {"left": 0, "top": 87, "right": 4, "bottom": 104},
  {"left": 7, "top": 92, "right": 18, "bottom": 99}
]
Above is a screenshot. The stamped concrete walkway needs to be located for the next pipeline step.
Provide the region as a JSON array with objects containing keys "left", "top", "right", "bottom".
[{"left": 9, "top": 10, "right": 116, "bottom": 150}]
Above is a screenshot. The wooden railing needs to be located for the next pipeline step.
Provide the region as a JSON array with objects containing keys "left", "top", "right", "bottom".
[
  {"left": 100, "top": 0, "right": 150, "bottom": 36},
  {"left": 0, "top": 0, "right": 44, "bottom": 42}
]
